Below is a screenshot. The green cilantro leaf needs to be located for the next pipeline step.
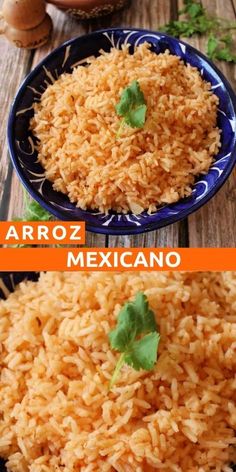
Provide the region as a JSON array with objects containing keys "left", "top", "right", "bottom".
[
  {"left": 187, "top": 3, "right": 203, "bottom": 19},
  {"left": 116, "top": 80, "right": 147, "bottom": 134},
  {"left": 215, "top": 48, "right": 236, "bottom": 63},
  {"left": 160, "top": 0, "right": 217, "bottom": 38},
  {"left": 221, "top": 33, "right": 234, "bottom": 47},
  {"left": 124, "top": 332, "right": 161, "bottom": 371},
  {"left": 109, "top": 305, "right": 137, "bottom": 352},
  {"left": 160, "top": 0, "right": 236, "bottom": 64},
  {"left": 133, "top": 292, "right": 158, "bottom": 335},
  {"left": 207, "top": 35, "right": 219, "bottom": 58},
  {"left": 207, "top": 34, "right": 236, "bottom": 63},
  {"left": 108, "top": 292, "right": 160, "bottom": 389},
  {"left": 178, "top": 0, "right": 205, "bottom": 19}
]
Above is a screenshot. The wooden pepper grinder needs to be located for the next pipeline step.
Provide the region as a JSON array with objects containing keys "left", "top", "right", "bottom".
[{"left": 0, "top": 0, "right": 53, "bottom": 49}]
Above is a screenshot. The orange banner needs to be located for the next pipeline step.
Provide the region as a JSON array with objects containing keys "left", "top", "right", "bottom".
[
  {"left": 0, "top": 248, "right": 235, "bottom": 271},
  {"left": 0, "top": 222, "right": 85, "bottom": 245}
]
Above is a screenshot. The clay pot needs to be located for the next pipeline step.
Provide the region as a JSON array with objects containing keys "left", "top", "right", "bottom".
[
  {"left": 1, "top": 13, "right": 52, "bottom": 49},
  {"left": 47, "top": 0, "right": 129, "bottom": 19},
  {"left": 2, "top": 0, "right": 46, "bottom": 30}
]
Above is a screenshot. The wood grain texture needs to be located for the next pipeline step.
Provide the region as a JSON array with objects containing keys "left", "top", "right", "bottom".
[
  {"left": 231, "top": 0, "right": 236, "bottom": 12},
  {"left": 1, "top": 0, "right": 236, "bottom": 248},
  {"left": 0, "top": 0, "right": 33, "bottom": 220},
  {"left": 184, "top": 0, "right": 236, "bottom": 247},
  {"left": 108, "top": 222, "right": 182, "bottom": 247}
]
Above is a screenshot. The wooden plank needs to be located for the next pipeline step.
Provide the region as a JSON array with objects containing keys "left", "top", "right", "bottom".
[
  {"left": 231, "top": 0, "right": 236, "bottom": 12},
  {"left": 183, "top": 0, "right": 236, "bottom": 247},
  {"left": 108, "top": 0, "right": 182, "bottom": 248},
  {"left": 0, "top": 0, "right": 33, "bottom": 220},
  {"left": 96, "top": 0, "right": 172, "bottom": 30},
  {"left": 108, "top": 223, "right": 182, "bottom": 248}
]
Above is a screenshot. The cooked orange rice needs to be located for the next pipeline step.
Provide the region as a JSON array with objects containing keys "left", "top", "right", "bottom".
[
  {"left": 0, "top": 271, "right": 236, "bottom": 471},
  {"left": 30, "top": 43, "right": 221, "bottom": 214}
]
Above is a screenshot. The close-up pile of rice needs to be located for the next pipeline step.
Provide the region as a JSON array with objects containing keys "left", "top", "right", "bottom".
[
  {"left": 30, "top": 43, "right": 221, "bottom": 214},
  {"left": 0, "top": 271, "right": 235, "bottom": 471}
]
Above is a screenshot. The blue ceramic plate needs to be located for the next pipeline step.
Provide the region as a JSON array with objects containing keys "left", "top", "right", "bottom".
[
  {"left": 8, "top": 28, "right": 236, "bottom": 235},
  {"left": 0, "top": 272, "right": 236, "bottom": 472}
]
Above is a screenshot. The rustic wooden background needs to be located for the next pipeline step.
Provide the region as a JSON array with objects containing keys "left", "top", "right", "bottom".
[{"left": 0, "top": 0, "right": 235, "bottom": 248}]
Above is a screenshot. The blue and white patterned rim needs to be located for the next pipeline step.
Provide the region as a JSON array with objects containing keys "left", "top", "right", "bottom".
[
  {"left": 0, "top": 272, "right": 39, "bottom": 300},
  {"left": 8, "top": 28, "right": 236, "bottom": 235}
]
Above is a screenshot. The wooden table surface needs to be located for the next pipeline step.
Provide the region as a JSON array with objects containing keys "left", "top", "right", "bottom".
[{"left": 0, "top": 0, "right": 235, "bottom": 248}]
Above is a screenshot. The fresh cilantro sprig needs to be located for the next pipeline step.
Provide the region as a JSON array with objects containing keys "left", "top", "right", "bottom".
[
  {"left": 207, "top": 34, "right": 236, "bottom": 63},
  {"left": 116, "top": 80, "right": 147, "bottom": 136},
  {"left": 160, "top": 0, "right": 236, "bottom": 63},
  {"left": 109, "top": 292, "right": 160, "bottom": 389},
  {"left": 161, "top": 1, "right": 218, "bottom": 38}
]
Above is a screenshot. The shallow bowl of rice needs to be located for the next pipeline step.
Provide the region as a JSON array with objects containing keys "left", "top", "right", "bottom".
[
  {"left": 0, "top": 270, "right": 236, "bottom": 472},
  {"left": 8, "top": 28, "right": 236, "bottom": 235}
]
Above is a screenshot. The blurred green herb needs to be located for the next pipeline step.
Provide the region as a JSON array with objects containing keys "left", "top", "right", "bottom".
[
  {"left": 160, "top": 0, "right": 236, "bottom": 63},
  {"left": 116, "top": 80, "right": 147, "bottom": 136},
  {"left": 207, "top": 34, "right": 236, "bottom": 63},
  {"left": 108, "top": 292, "right": 160, "bottom": 389}
]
